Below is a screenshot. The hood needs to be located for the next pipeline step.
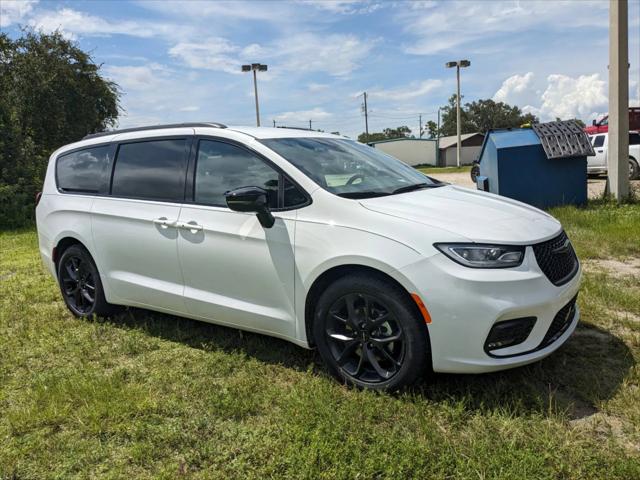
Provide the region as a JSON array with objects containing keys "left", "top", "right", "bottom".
[{"left": 360, "top": 185, "right": 561, "bottom": 244}]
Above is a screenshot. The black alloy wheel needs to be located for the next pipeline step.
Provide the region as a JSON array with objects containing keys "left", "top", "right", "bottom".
[
  {"left": 60, "top": 254, "right": 96, "bottom": 315},
  {"left": 313, "top": 273, "right": 430, "bottom": 390},
  {"left": 325, "top": 293, "right": 405, "bottom": 383},
  {"left": 57, "top": 244, "right": 119, "bottom": 318}
]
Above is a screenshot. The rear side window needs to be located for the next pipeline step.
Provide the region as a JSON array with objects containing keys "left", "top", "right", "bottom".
[
  {"left": 195, "top": 140, "right": 280, "bottom": 208},
  {"left": 629, "top": 133, "right": 640, "bottom": 145},
  {"left": 593, "top": 135, "right": 605, "bottom": 148},
  {"left": 111, "top": 139, "right": 187, "bottom": 202},
  {"left": 56, "top": 146, "right": 111, "bottom": 193}
]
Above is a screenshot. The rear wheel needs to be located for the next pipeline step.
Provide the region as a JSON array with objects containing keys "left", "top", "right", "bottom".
[
  {"left": 313, "top": 273, "right": 430, "bottom": 390},
  {"left": 629, "top": 158, "right": 640, "bottom": 180},
  {"left": 57, "top": 245, "right": 119, "bottom": 318}
]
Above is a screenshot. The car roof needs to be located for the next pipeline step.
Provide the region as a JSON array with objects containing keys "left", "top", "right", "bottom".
[{"left": 52, "top": 124, "right": 349, "bottom": 159}]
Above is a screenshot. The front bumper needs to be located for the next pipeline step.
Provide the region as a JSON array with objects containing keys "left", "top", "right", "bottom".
[{"left": 398, "top": 246, "right": 581, "bottom": 374}]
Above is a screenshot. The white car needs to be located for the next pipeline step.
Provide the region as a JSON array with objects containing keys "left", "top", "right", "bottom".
[
  {"left": 36, "top": 123, "right": 581, "bottom": 390},
  {"left": 587, "top": 131, "right": 640, "bottom": 179}
]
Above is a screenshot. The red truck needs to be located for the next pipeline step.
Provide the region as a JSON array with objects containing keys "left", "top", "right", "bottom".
[{"left": 584, "top": 107, "right": 640, "bottom": 134}]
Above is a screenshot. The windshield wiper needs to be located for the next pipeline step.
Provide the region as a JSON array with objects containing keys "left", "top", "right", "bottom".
[
  {"left": 337, "top": 191, "right": 391, "bottom": 199},
  {"left": 391, "top": 182, "right": 442, "bottom": 195}
]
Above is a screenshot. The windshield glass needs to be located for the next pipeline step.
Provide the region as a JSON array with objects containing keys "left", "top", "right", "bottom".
[{"left": 260, "top": 137, "right": 441, "bottom": 198}]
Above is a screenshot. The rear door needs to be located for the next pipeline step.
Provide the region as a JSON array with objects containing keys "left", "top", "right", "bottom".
[
  {"left": 176, "top": 138, "right": 308, "bottom": 338},
  {"left": 92, "top": 132, "right": 192, "bottom": 313}
]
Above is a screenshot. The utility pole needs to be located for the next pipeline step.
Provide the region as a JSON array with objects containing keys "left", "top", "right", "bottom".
[
  {"left": 361, "top": 91, "right": 369, "bottom": 139},
  {"left": 608, "top": 0, "right": 629, "bottom": 200},
  {"left": 309, "top": 119, "right": 312, "bottom": 130},
  {"left": 273, "top": 119, "right": 276, "bottom": 127},
  {"left": 446, "top": 60, "right": 470, "bottom": 167},
  {"left": 419, "top": 114, "right": 423, "bottom": 138},
  {"left": 436, "top": 107, "right": 441, "bottom": 166},
  {"left": 241, "top": 63, "right": 268, "bottom": 127}
]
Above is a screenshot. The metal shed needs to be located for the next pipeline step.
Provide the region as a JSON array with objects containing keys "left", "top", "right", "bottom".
[{"left": 369, "top": 138, "right": 437, "bottom": 167}]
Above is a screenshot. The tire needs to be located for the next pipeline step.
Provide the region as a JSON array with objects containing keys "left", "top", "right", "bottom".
[
  {"left": 629, "top": 158, "right": 640, "bottom": 180},
  {"left": 313, "top": 273, "right": 430, "bottom": 390},
  {"left": 57, "top": 244, "right": 119, "bottom": 318},
  {"left": 470, "top": 163, "right": 480, "bottom": 183}
]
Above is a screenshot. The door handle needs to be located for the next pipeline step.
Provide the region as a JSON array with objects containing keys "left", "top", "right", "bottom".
[
  {"left": 152, "top": 217, "right": 176, "bottom": 229},
  {"left": 176, "top": 221, "right": 203, "bottom": 233}
]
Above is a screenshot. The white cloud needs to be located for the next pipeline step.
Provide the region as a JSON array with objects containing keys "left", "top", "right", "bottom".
[
  {"left": 493, "top": 72, "right": 537, "bottom": 105},
  {"left": 399, "top": 0, "right": 608, "bottom": 55},
  {"left": 276, "top": 33, "right": 377, "bottom": 77},
  {"left": 300, "top": 0, "right": 382, "bottom": 14},
  {"left": 0, "top": 0, "right": 37, "bottom": 28},
  {"left": 536, "top": 73, "right": 607, "bottom": 121},
  {"left": 27, "top": 7, "right": 191, "bottom": 41},
  {"left": 104, "top": 63, "right": 171, "bottom": 91},
  {"left": 274, "top": 107, "right": 332, "bottom": 122},
  {"left": 369, "top": 79, "right": 442, "bottom": 101},
  {"left": 493, "top": 72, "right": 608, "bottom": 122},
  {"left": 168, "top": 39, "right": 240, "bottom": 74},
  {"left": 179, "top": 106, "right": 200, "bottom": 112}
]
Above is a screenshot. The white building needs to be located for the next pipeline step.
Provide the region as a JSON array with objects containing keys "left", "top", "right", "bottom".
[
  {"left": 369, "top": 138, "right": 437, "bottom": 167},
  {"left": 437, "top": 133, "right": 485, "bottom": 166}
]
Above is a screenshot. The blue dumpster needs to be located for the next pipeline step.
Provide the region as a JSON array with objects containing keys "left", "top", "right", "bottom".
[{"left": 476, "top": 122, "right": 591, "bottom": 209}]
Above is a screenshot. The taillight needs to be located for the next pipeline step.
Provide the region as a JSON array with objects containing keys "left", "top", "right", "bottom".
[{"left": 35, "top": 192, "right": 42, "bottom": 206}]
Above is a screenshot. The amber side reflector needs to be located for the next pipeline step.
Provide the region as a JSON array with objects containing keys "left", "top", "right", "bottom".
[{"left": 411, "top": 293, "right": 432, "bottom": 324}]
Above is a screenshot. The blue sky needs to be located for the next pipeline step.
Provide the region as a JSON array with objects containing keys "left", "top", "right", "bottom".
[{"left": 2, "top": 0, "right": 639, "bottom": 138}]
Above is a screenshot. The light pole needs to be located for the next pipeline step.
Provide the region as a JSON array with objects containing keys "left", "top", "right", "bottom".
[
  {"left": 241, "top": 63, "right": 268, "bottom": 127},
  {"left": 445, "top": 60, "right": 470, "bottom": 167}
]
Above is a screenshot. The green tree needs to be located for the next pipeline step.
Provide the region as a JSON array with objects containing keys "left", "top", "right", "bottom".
[
  {"left": 425, "top": 120, "right": 438, "bottom": 138},
  {"left": 0, "top": 30, "right": 119, "bottom": 228},
  {"left": 437, "top": 96, "right": 539, "bottom": 136},
  {"left": 358, "top": 125, "right": 412, "bottom": 143}
]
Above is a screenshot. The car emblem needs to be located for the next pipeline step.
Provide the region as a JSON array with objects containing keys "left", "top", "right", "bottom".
[{"left": 552, "top": 238, "right": 571, "bottom": 255}]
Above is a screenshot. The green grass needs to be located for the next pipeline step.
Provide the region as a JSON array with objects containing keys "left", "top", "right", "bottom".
[
  {"left": 418, "top": 165, "right": 472, "bottom": 175},
  {"left": 1, "top": 204, "right": 640, "bottom": 479}
]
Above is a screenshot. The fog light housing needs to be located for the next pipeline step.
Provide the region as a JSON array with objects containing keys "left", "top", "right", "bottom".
[{"left": 484, "top": 317, "right": 536, "bottom": 354}]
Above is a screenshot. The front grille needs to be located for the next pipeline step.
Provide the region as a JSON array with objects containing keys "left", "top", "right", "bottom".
[
  {"left": 532, "top": 231, "right": 579, "bottom": 286},
  {"left": 540, "top": 295, "right": 578, "bottom": 348}
]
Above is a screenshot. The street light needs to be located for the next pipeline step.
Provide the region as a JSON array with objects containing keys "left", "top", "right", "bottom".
[
  {"left": 241, "top": 63, "right": 268, "bottom": 127},
  {"left": 445, "top": 59, "right": 471, "bottom": 167}
]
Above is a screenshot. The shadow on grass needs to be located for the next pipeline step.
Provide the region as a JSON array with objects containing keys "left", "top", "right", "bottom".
[{"left": 102, "top": 309, "right": 634, "bottom": 420}]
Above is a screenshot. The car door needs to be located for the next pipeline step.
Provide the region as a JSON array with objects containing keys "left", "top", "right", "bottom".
[
  {"left": 176, "top": 138, "right": 308, "bottom": 339},
  {"left": 590, "top": 134, "right": 607, "bottom": 168},
  {"left": 91, "top": 134, "right": 192, "bottom": 313}
]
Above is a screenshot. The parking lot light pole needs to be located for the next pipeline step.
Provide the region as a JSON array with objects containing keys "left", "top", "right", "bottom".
[
  {"left": 446, "top": 60, "right": 470, "bottom": 167},
  {"left": 242, "top": 63, "right": 268, "bottom": 127}
]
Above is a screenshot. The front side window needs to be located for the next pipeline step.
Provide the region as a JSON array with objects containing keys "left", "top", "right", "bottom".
[
  {"left": 111, "top": 139, "right": 187, "bottom": 202},
  {"left": 261, "top": 137, "right": 441, "bottom": 198},
  {"left": 195, "top": 140, "right": 280, "bottom": 208},
  {"left": 593, "top": 135, "right": 605, "bottom": 148},
  {"left": 56, "top": 146, "right": 111, "bottom": 193}
]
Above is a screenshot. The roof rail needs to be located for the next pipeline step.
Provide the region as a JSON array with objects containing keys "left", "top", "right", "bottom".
[{"left": 82, "top": 122, "right": 227, "bottom": 140}]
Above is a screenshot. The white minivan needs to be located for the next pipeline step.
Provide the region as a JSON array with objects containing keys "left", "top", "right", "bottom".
[{"left": 36, "top": 123, "right": 581, "bottom": 389}]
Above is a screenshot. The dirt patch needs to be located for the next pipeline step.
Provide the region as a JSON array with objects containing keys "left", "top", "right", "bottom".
[
  {"left": 583, "top": 258, "right": 640, "bottom": 277},
  {"left": 571, "top": 412, "right": 640, "bottom": 453}
]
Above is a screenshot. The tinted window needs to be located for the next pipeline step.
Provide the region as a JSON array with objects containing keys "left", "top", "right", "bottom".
[
  {"left": 629, "top": 133, "right": 640, "bottom": 145},
  {"left": 57, "top": 146, "right": 111, "bottom": 193},
  {"left": 284, "top": 178, "right": 307, "bottom": 207},
  {"left": 195, "top": 140, "right": 279, "bottom": 208},
  {"left": 593, "top": 135, "right": 605, "bottom": 148},
  {"left": 111, "top": 139, "right": 187, "bottom": 202}
]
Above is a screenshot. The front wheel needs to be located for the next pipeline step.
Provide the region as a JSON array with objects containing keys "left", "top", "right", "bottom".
[
  {"left": 313, "top": 273, "right": 430, "bottom": 390},
  {"left": 57, "top": 244, "right": 119, "bottom": 318},
  {"left": 470, "top": 162, "right": 480, "bottom": 183}
]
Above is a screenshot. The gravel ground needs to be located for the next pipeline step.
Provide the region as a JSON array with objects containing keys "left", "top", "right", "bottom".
[{"left": 428, "top": 171, "right": 640, "bottom": 200}]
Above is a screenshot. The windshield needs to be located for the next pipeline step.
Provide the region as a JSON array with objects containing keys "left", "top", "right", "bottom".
[{"left": 260, "top": 137, "right": 442, "bottom": 198}]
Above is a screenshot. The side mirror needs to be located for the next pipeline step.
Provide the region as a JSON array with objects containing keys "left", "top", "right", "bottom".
[
  {"left": 225, "top": 186, "right": 275, "bottom": 228},
  {"left": 592, "top": 120, "right": 597, "bottom": 126}
]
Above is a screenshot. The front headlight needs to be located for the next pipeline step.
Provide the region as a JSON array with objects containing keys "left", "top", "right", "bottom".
[{"left": 434, "top": 243, "right": 525, "bottom": 268}]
